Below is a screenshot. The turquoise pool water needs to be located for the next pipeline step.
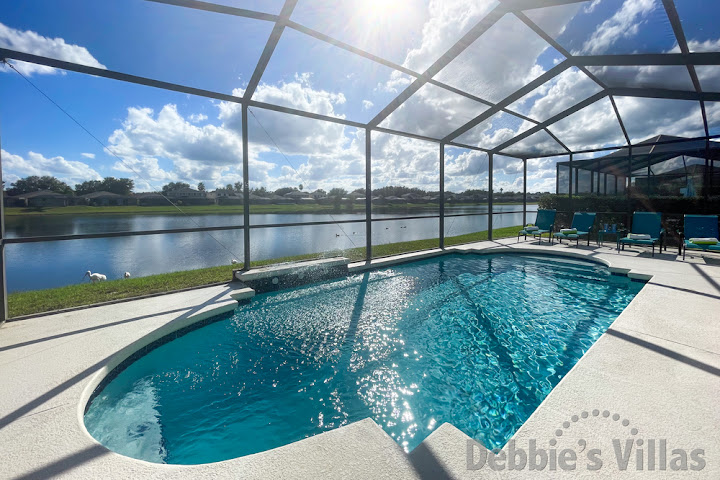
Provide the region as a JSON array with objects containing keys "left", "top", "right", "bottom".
[{"left": 84, "top": 253, "right": 644, "bottom": 464}]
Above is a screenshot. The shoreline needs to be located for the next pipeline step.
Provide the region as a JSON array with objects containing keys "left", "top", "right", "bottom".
[
  {"left": 4, "top": 202, "right": 536, "bottom": 217},
  {"left": 7, "top": 225, "right": 523, "bottom": 318}
]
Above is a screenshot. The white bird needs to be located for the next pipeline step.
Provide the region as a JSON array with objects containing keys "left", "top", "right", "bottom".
[
  {"left": 123, "top": 272, "right": 131, "bottom": 279},
  {"left": 231, "top": 259, "right": 238, "bottom": 265},
  {"left": 84, "top": 271, "right": 107, "bottom": 283}
]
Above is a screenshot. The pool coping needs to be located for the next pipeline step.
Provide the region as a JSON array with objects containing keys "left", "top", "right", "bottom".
[{"left": 2, "top": 239, "right": 719, "bottom": 478}]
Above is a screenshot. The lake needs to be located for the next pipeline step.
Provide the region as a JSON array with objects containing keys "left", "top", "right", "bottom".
[{"left": 5, "top": 204, "right": 537, "bottom": 292}]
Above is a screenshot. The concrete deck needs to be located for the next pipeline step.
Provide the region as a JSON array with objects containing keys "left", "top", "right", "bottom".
[{"left": 1, "top": 239, "right": 719, "bottom": 479}]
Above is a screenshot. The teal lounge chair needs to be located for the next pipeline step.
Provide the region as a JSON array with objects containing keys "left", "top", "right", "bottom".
[
  {"left": 518, "top": 209, "right": 556, "bottom": 243},
  {"left": 552, "top": 212, "right": 596, "bottom": 247},
  {"left": 680, "top": 214, "right": 720, "bottom": 260},
  {"left": 617, "top": 212, "right": 665, "bottom": 257}
]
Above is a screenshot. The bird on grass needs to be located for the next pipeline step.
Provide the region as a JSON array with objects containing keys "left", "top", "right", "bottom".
[
  {"left": 231, "top": 259, "right": 239, "bottom": 265},
  {"left": 84, "top": 271, "right": 107, "bottom": 283},
  {"left": 123, "top": 272, "right": 131, "bottom": 279}
]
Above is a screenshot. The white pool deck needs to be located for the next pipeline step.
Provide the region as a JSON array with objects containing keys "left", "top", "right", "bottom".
[{"left": 1, "top": 238, "right": 719, "bottom": 479}]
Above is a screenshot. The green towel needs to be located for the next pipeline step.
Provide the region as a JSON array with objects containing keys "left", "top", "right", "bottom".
[
  {"left": 560, "top": 228, "right": 577, "bottom": 235},
  {"left": 689, "top": 237, "right": 719, "bottom": 245}
]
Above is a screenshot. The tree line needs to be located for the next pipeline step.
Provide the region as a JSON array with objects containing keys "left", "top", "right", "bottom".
[
  {"left": 7, "top": 176, "right": 134, "bottom": 196},
  {"left": 6, "top": 175, "right": 517, "bottom": 198}
]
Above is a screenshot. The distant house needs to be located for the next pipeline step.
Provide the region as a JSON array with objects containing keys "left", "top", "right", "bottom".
[
  {"left": 167, "top": 187, "right": 213, "bottom": 205},
  {"left": 249, "top": 194, "right": 272, "bottom": 205},
  {"left": 134, "top": 192, "right": 167, "bottom": 206},
  {"left": 80, "top": 191, "right": 131, "bottom": 206},
  {"left": 283, "top": 190, "right": 312, "bottom": 202},
  {"left": 169, "top": 187, "right": 206, "bottom": 198},
  {"left": 6, "top": 190, "right": 70, "bottom": 207},
  {"left": 310, "top": 190, "right": 327, "bottom": 200},
  {"left": 208, "top": 188, "right": 234, "bottom": 199},
  {"left": 271, "top": 194, "right": 295, "bottom": 205},
  {"left": 384, "top": 196, "right": 405, "bottom": 205}
]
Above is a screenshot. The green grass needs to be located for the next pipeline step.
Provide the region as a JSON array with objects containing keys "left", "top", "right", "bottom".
[
  {"left": 7, "top": 225, "right": 521, "bottom": 318},
  {"left": 4, "top": 202, "right": 526, "bottom": 217}
]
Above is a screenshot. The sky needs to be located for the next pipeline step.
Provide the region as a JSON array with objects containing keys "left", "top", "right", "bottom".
[{"left": 0, "top": 0, "right": 718, "bottom": 195}]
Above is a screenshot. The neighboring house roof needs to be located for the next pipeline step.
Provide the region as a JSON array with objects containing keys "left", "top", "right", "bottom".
[
  {"left": 133, "top": 192, "right": 164, "bottom": 198},
  {"left": 284, "top": 190, "right": 310, "bottom": 198},
  {"left": 81, "top": 191, "right": 126, "bottom": 199},
  {"left": 171, "top": 187, "right": 201, "bottom": 194},
  {"left": 15, "top": 190, "right": 69, "bottom": 199}
]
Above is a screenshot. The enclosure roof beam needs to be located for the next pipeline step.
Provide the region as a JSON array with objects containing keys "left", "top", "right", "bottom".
[
  {"left": 442, "top": 61, "right": 572, "bottom": 142},
  {"left": 572, "top": 52, "right": 720, "bottom": 67},
  {"left": 0, "top": 48, "right": 244, "bottom": 104},
  {"left": 243, "top": 0, "right": 298, "bottom": 100},
  {"left": 368, "top": 5, "right": 508, "bottom": 128},
  {"left": 661, "top": 0, "right": 709, "bottom": 137},
  {"left": 491, "top": 92, "right": 608, "bottom": 154},
  {"left": 609, "top": 87, "right": 720, "bottom": 102}
]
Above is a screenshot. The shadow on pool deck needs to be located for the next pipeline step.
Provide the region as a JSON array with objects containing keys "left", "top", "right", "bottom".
[{"left": 605, "top": 328, "right": 720, "bottom": 377}]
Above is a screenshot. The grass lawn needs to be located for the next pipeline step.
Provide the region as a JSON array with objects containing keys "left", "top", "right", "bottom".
[
  {"left": 7, "top": 225, "right": 522, "bottom": 318},
  {"left": 4, "top": 202, "right": 527, "bottom": 217}
]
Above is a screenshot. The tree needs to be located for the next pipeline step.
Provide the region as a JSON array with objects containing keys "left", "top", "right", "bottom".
[
  {"left": 161, "top": 182, "right": 190, "bottom": 196},
  {"left": 274, "top": 187, "right": 296, "bottom": 196},
  {"left": 234, "top": 181, "right": 243, "bottom": 193},
  {"left": 8, "top": 176, "right": 73, "bottom": 196},
  {"left": 75, "top": 180, "right": 103, "bottom": 196},
  {"left": 225, "top": 184, "right": 234, "bottom": 192},
  {"left": 298, "top": 184, "right": 303, "bottom": 191},
  {"left": 197, "top": 182, "right": 206, "bottom": 192},
  {"left": 250, "top": 186, "right": 269, "bottom": 197},
  {"left": 74, "top": 177, "right": 134, "bottom": 196},
  {"left": 328, "top": 187, "right": 347, "bottom": 198},
  {"left": 352, "top": 188, "right": 365, "bottom": 195},
  {"left": 100, "top": 177, "right": 134, "bottom": 195}
]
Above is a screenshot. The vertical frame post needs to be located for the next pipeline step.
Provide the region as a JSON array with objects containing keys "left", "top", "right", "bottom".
[
  {"left": 590, "top": 169, "right": 594, "bottom": 194},
  {"left": 439, "top": 143, "right": 445, "bottom": 249},
  {"left": 522, "top": 158, "right": 527, "bottom": 227},
  {"left": 488, "top": 153, "right": 494, "bottom": 241},
  {"left": 0, "top": 141, "right": 7, "bottom": 325},
  {"left": 555, "top": 163, "right": 560, "bottom": 195},
  {"left": 574, "top": 167, "right": 579, "bottom": 195},
  {"left": 365, "top": 128, "right": 372, "bottom": 261},
  {"left": 242, "top": 104, "right": 251, "bottom": 270},
  {"left": 568, "top": 153, "right": 574, "bottom": 209},
  {"left": 627, "top": 146, "right": 633, "bottom": 227}
]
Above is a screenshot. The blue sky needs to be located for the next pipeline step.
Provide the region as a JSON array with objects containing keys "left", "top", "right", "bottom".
[{"left": 1, "top": 0, "right": 718, "bottom": 194}]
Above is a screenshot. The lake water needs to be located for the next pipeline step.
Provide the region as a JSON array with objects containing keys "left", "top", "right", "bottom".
[{"left": 5, "top": 204, "right": 537, "bottom": 292}]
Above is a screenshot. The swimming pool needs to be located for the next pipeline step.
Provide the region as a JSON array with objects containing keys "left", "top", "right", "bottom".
[{"left": 84, "top": 253, "right": 644, "bottom": 465}]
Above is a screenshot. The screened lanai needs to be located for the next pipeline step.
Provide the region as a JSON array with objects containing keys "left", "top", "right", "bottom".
[{"left": 1, "top": 0, "right": 720, "bottom": 320}]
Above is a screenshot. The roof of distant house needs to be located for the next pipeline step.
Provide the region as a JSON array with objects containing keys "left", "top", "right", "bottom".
[
  {"left": 81, "top": 191, "right": 126, "bottom": 199},
  {"left": 14, "top": 190, "right": 69, "bottom": 199}
]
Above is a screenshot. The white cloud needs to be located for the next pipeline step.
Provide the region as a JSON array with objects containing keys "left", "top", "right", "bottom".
[
  {"left": 362, "top": 100, "right": 374, "bottom": 110},
  {"left": 188, "top": 113, "right": 208, "bottom": 124},
  {"left": 0, "top": 21, "right": 105, "bottom": 76},
  {"left": 81, "top": 152, "right": 95, "bottom": 159},
  {"left": 579, "top": 0, "right": 656, "bottom": 55},
  {"left": 1, "top": 149, "right": 101, "bottom": 186}
]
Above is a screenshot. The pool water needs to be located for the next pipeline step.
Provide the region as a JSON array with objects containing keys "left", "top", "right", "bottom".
[{"left": 84, "top": 253, "right": 644, "bottom": 464}]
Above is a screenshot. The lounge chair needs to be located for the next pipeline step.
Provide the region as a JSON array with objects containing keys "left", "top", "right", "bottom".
[
  {"left": 617, "top": 212, "right": 665, "bottom": 257},
  {"left": 680, "top": 214, "right": 720, "bottom": 260},
  {"left": 518, "top": 209, "right": 556, "bottom": 243},
  {"left": 552, "top": 212, "right": 596, "bottom": 247}
]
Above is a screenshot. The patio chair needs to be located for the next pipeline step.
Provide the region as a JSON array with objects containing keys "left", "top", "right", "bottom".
[
  {"left": 617, "top": 212, "right": 665, "bottom": 257},
  {"left": 680, "top": 214, "right": 720, "bottom": 260},
  {"left": 518, "top": 209, "right": 556, "bottom": 243},
  {"left": 552, "top": 212, "right": 596, "bottom": 247}
]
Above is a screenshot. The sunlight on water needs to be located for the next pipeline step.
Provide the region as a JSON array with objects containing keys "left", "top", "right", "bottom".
[{"left": 85, "top": 254, "right": 643, "bottom": 464}]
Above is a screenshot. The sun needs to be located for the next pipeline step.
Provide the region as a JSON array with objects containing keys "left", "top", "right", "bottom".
[{"left": 360, "top": 0, "right": 407, "bottom": 21}]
